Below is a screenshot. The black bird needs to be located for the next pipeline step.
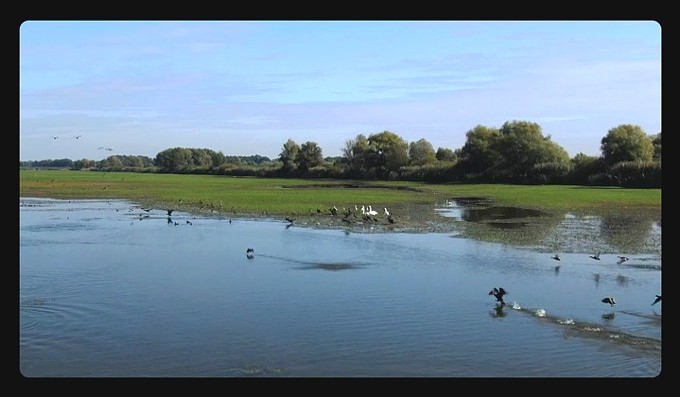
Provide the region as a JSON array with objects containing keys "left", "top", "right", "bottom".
[
  {"left": 489, "top": 287, "right": 508, "bottom": 305},
  {"left": 590, "top": 252, "right": 601, "bottom": 260},
  {"left": 602, "top": 296, "right": 616, "bottom": 306},
  {"left": 551, "top": 254, "right": 561, "bottom": 261},
  {"left": 186, "top": 220, "right": 192, "bottom": 225},
  {"left": 617, "top": 256, "right": 629, "bottom": 265},
  {"left": 285, "top": 217, "right": 295, "bottom": 223},
  {"left": 166, "top": 209, "right": 174, "bottom": 216},
  {"left": 246, "top": 248, "right": 255, "bottom": 259},
  {"left": 652, "top": 294, "right": 661, "bottom": 305}
]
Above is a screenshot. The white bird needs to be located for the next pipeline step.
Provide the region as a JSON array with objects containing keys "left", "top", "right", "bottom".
[
  {"left": 367, "top": 205, "right": 378, "bottom": 216},
  {"left": 384, "top": 208, "right": 390, "bottom": 216}
]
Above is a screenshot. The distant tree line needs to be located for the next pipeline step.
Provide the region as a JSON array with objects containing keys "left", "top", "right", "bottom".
[{"left": 20, "top": 121, "right": 661, "bottom": 188}]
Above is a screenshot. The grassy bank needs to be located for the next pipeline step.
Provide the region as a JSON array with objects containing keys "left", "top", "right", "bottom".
[{"left": 19, "top": 169, "right": 661, "bottom": 217}]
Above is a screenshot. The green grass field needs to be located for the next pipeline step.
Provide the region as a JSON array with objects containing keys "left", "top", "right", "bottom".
[{"left": 19, "top": 169, "right": 661, "bottom": 217}]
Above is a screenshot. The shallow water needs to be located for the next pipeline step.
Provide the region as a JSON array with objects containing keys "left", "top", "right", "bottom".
[{"left": 19, "top": 198, "right": 662, "bottom": 377}]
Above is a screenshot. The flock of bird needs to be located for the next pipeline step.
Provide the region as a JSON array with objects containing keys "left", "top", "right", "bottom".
[
  {"left": 324, "top": 204, "right": 396, "bottom": 224},
  {"left": 491, "top": 251, "right": 661, "bottom": 310},
  {"left": 49, "top": 133, "right": 114, "bottom": 151},
  {"left": 491, "top": 286, "right": 660, "bottom": 308}
]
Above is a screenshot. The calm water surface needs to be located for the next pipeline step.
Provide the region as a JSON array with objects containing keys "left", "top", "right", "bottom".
[{"left": 19, "top": 198, "right": 662, "bottom": 377}]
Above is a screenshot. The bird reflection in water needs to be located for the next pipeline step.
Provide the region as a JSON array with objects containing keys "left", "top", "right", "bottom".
[
  {"left": 490, "top": 304, "right": 507, "bottom": 318},
  {"left": 602, "top": 312, "right": 616, "bottom": 322}
]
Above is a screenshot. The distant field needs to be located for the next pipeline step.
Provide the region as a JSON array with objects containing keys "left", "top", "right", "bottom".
[{"left": 19, "top": 169, "right": 661, "bottom": 217}]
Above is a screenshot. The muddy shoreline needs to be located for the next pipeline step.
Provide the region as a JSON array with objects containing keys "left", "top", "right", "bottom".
[{"left": 185, "top": 200, "right": 662, "bottom": 257}]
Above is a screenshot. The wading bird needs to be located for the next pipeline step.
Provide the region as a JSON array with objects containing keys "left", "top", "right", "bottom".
[
  {"left": 602, "top": 296, "right": 616, "bottom": 306},
  {"left": 489, "top": 287, "right": 508, "bottom": 305}
]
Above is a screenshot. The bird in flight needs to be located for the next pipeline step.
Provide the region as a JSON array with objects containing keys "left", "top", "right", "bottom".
[
  {"left": 590, "top": 252, "right": 601, "bottom": 260},
  {"left": 601, "top": 296, "right": 616, "bottom": 306},
  {"left": 489, "top": 287, "right": 508, "bottom": 305},
  {"left": 617, "top": 256, "right": 630, "bottom": 265},
  {"left": 652, "top": 295, "right": 661, "bottom": 305}
]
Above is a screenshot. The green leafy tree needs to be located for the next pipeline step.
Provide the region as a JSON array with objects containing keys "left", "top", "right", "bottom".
[
  {"left": 435, "top": 147, "right": 457, "bottom": 163},
  {"left": 569, "top": 152, "right": 605, "bottom": 184},
  {"left": 279, "top": 138, "right": 300, "bottom": 175},
  {"left": 105, "top": 155, "right": 123, "bottom": 169},
  {"left": 155, "top": 147, "right": 193, "bottom": 171},
  {"left": 600, "top": 124, "right": 654, "bottom": 166},
  {"left": 366, "top": 131, "right": 409, "bottom": 179},
  {"left": 342, "top": 134, "right": 371, "bottom": 177},
  {"left": 493, "top": 120, "right": 570, "bottom": 181},
  {"left": 186, "top": 149, "right": 210, "bottom": 168},
  {"left": 206, "top": 149, "right": 226, "bottom": 167},
  {"left": 296, "top": 141, "right": 323, "bottom": 175},
  {"left": 72, "top": 158, "right": 96, "bottom": 170},
  {"left": 457, "top": 125, "right": 502, "bottom": 176},
  {"left": 409, "top": 138, "right": 437, "bottom": 166},
  {"left": 651, "top": 132, "right": 661, "bottom": 162}
]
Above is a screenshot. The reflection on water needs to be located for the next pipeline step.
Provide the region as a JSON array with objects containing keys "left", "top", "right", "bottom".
[
  {"left": 437, "top": 199, "right": 661, "bottom": 256},
  {"left": 19, "top": 198, "right": 661, "bottom": 377}
]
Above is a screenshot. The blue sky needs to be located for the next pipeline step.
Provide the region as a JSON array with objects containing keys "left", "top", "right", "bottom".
[{"left": 19, "top": 20, "right": 661, "bottom": 161}]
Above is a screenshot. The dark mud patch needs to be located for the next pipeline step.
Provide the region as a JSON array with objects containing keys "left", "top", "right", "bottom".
[{"left": 282, "top": 182, "right": 425, "bottom": 193}]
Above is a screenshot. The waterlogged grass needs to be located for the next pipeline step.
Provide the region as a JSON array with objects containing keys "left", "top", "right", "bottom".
[{"left": 19, "top": 169, "right": 660, "bottom": 214}]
